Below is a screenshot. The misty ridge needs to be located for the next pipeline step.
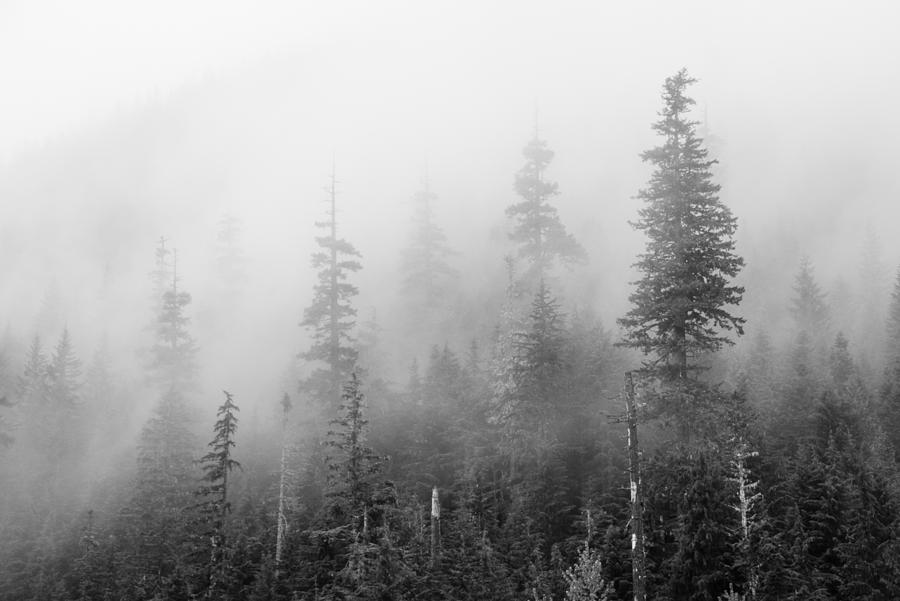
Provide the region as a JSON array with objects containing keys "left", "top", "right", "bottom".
[{"left": 3, "top": 3, "right": 900, "bottom": 600}]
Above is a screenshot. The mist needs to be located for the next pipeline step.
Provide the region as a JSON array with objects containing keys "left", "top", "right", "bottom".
[{"left": 2, "top": 2, "right": 900, "bottom": 599}]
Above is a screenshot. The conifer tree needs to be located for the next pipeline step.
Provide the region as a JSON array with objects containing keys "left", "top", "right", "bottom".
[
  {"left": 150, "top": 236, "right": 172, "bottom": 309},
  {"left": 194, "top": 391, "right": 241, "bottom": 599},
  {"left": 790, "top": 257, "right": 829, "bottom": 339},
  {"left": 493, "top": 281, "right": 567, "bottom": 468},
  {"left": 150, "top": 248, "right": 197, "bottom": 392},
  {"left": 126, "top": 387, "right": 197, "bottom": 598},
  {"left": 880, "top": 267, "right": 900, "bottom": 452},
  {"left": 618, "top": 69, "right": 744, "bottom": 380},
  {"left": 18, "top": 335, "right": 48, "bottom": 405},
  {"left": 507, "top": 133, "right": 586, "bottom": 288},
  {"left": 325, "top": 373, "right": 383, "bottom": 530},
  {"left": 216, "top": 214, "right": 246, "bottom": 298},
  {"left": 45, "top": 328, "right": 83, "bottom": 478},
  {"left": 856, "top": 226, "right": 888, "bottom": 375},
  {"left": 301, "top": 167, "right": 362, "bottom": 407},
  {"left": 400, "top": 178, "right": 457, "bottom": 311}
]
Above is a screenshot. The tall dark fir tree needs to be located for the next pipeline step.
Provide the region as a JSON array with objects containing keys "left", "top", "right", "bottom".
[
  {"left": 301, "top": 166, "right": 362, "bottom": 407},
  {"left": 618, "top": 69, "right": 744, "bottom": 380}
]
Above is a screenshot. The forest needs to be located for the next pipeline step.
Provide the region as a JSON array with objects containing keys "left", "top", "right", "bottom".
[
  {"left": 2, "top": 63, "right": 899, "bottom": 601},
  {"left": 2, "top": 4, "right": 900, "bottom": 599}
]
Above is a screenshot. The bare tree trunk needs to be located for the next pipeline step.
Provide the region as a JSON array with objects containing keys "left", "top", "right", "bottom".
[
  {"left": 624, "top": 372, "right": 647, "bottom": 601},
  {"left": 430, "top": 486, "right": 441, "bottom": 568},
  {"left": 730, "top": 439, "right": 761, "bottom": 600},
  {"left": 274, "top": 393, "right": 292, "bottom": 579}
]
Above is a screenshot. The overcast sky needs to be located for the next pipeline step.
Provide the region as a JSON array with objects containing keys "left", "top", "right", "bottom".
[{"left": 3, "top": 1, "right": 898, "bottom": 158}]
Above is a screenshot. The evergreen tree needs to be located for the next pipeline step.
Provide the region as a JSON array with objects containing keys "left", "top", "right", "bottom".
[
  {"left": 507, "top": 133, "right": 586, "bottom": 288},
  {"left": 44, "top": 328, "right": 84, "bottom": 481},
  {"left": 301, "top": 167, "right": 362, "bottom": 407},
  {"left": 324, "top": 373, "right": 384, "bottom": 531},
  {"left": 194, "top": 391, "right": 241, "bottom": 599},
  {"left": 618, "top": 69, "right": 744, "bottom": 380},
  {"left": 124, "top": 387, "right": 197, "bottom": 599},
  {"left": 493, "top": 281, "right": 567, "bottom": 468},
  {"left": 150, "top": 236, "right": 172, "bottom": 310},
  {"left": 18, "top": 335, "right": 48, "bottom": 406},
  {"left": 216, "top": 214, "right": 247, "bottom": 298},
  {"left": 150, "top": 249, "right": 198, "bottom": 392},
  {"left": 856, "top": 226, "right": 888, "bottom": 377},
  {"left": 400, "top": 178, "right": 457, "bottom": 312},
  {"left": 790, "top": 257, "right": 829, "bottom": 339},
  {"left": 880, "top": 267, "right": 900, "bottom": 452}
]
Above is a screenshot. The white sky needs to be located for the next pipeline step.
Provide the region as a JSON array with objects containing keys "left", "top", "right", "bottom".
[{"left": 3, "top": 1, "right": 896, "bottom": 159}]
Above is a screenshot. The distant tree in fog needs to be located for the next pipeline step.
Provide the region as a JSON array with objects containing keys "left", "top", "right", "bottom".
[
  {"left": 149, "top": 248, "right": 198, "bottom": 392},
  {"left": 215, "top": 214, "right": 246, "bottom": 299},
  {"left": 506, "top": 133, "right": 586, "bottom": 289},
  {"left": 790, "top": 257, "right": 829, "bottom": 338},
  {"left": 150, "top": 236, "right": 172, "bottom": 309},
  {"left": 618, "top": 68, "right": 744, "bottom": 379},
  {"left": 300, "top": 167, "right": 362, "bottom": 407},
  {"left": 879, "top": 268, "right": 900, "bottom": 453},
  {"left": 400, "top": 178, "right": 457, "bottom": 317}
]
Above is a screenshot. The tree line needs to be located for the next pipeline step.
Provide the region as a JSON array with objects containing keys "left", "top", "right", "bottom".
[{"left": 2, "top": 68, "right": 900, "bottom": 601}]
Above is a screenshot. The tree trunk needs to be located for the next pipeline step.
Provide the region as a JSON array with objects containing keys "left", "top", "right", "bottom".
[
  {"left": 274, "top": 394, "right": 291, "bottom": 579},
  {"left": 624, "top": 372, "right": 647, "bottom": 601},
  {"left": 430, "top": 486, "right": 441, "bottom": 568}
]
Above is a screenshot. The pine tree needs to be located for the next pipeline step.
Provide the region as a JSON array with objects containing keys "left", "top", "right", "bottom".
[
  {"left": 856, "top": 226, "right": 888, "bottom": 377},
  {"left": 150, "top": 248, "right": 198, "bottom": 392},
  {"left": 150, "top": 236, "right": 172, "bottom": 309},
  {"left": 790, "top": 257, "right": 829, "bottom": 339},
  {"left": 194, "top": 391, "right": 241, "bottom": 599},
  {"left": 44, "top": 328, "right": 83, "bottom": 481},
  {"left": 400, "top": 178, "right": 457, "bottom": 311},
  {"left": 301, "top": 167, "right": 362, "bottom": 407},
  {"left": 507, "top": 132, "right": 586, "bottom": 288},
  {"left": 126, "top": 387, "right": 197, "bottom": 598},
  {"left": 18, "top": 335, "right": 48, "bottom": 406},
  {"left": 618, "top": 69, "right": 744, "bottom": 380},
  {"left": 493, "top": 281, "right": 567, "bottom": 468},
  {"left": 564, "top": 541, "right": 612, "bottom": 601},
  {"left": 880, "top": 267, "right": 900, "bottom": 452},
  {"left": 216, "top": 214, "right": 246, "bottom": 298},
  {"left": 325, "top": 373, "right": 384, "bottom": 531}
]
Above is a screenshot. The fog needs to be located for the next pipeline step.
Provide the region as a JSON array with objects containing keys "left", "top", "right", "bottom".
[{"left": 2, "top": 2, "right": 900, "bottom": 597}]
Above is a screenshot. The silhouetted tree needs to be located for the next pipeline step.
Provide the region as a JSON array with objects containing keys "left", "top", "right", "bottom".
[
  {"left": 300, "top": 167, "right": 362, "bottom": 408},
  {"left": 618, "top": 69, "right": 744, "bottom": 380},
  {"left": 194, "top": 391, "right": 241, "bottom": 599}
]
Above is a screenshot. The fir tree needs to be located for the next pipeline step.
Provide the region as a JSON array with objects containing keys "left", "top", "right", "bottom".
[
  {"left": 125, "top": 387, "right": 197, "bottom": 598},
  {"left": 507, "top": 133, "right": 586, "bottom": 289},
  {"left": 150, "top": 236, "right": 172, "bottom": 309},
  {"left": 493, "top": 281, "right": 567, "bottom": 468},
  {"left": 790, "top": 257, "right": 829, "bottom": 339},
  {"left": 216, "top": 214, "right": 247, "bottom": 298},
  {"left": 400, "top": 178, "right": 457, "bottom": 311},
  {"left": 880, "top": 267, "right": 900, "bottom": 452},
  {"left": 325, "top": 373, "right": 384, "bottom": 531},
  {"left": 150, "top": 248, "right": 198, "bottom": 392},
  {"left": 301, "top": 167, "right": 362, "bottom": 407},
  {"left": 44, "top": 328, "right": 83, "bottom": 479},
  {"left": 194, "top": 391, "right": 241, "bottom": 599},
  {"left": 618, "top": 69, "right": 744, "bottom": 380}
]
